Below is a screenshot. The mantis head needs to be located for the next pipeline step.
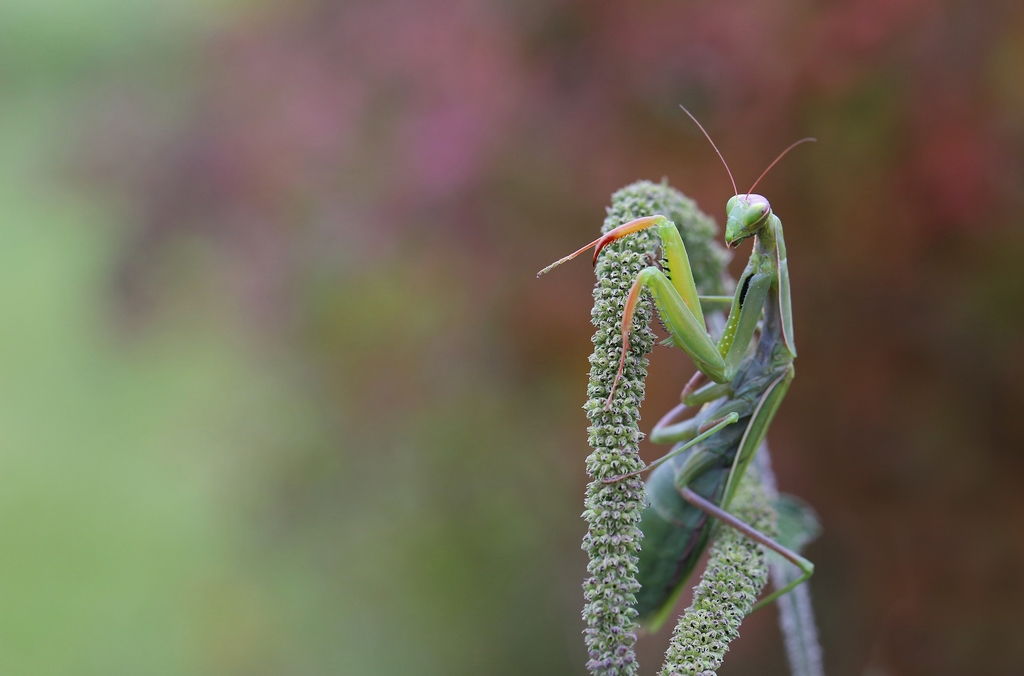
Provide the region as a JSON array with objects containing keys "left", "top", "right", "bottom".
[
  {"left": 724, "top": 194, "right": 771, "bottom": 248},
  {"left": 676, "top": 105, "right": 813, "bottom": 251}
]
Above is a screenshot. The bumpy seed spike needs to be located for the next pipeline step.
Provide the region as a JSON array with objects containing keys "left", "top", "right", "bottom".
[{"left": 580, "top": 180, "right": 727, "bottom": 676}]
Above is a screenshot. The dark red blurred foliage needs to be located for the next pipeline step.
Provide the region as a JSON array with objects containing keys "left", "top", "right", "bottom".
[{"left": 92, "top": 0, "right": 1024, "bottom": 674}]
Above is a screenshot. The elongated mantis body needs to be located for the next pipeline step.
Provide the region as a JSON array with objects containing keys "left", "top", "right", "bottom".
[
  {"left": 628, "top": 208, "right": 809, "bottom": 628},
  {"left": 539, "top": 120, "right": 817, "bottom": 634}
]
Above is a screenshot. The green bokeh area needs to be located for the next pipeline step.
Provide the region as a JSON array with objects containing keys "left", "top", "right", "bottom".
[
  {"left": 0, "top": 193, "right": 287, "bottom": 674},
  {"left": 0, "top": 2, "right": 300, "bottom": 673},
  {"left": 0, "top": 7, "right": 579, "bottom": 673}
]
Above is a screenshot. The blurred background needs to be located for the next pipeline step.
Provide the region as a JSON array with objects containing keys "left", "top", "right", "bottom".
[{"left": 2, "top": 0, "right": 1023, "bottom": 674}]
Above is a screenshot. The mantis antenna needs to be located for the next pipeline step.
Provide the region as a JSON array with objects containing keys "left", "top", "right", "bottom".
[
  {"left": 679, "top": 105, "right": 738, "bottom": 196},
  {"left": 746, "top": 137, "right": 816, "bottom": 195}
]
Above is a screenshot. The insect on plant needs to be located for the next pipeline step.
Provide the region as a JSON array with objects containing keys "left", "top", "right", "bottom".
[{"left": 539, "top": 109, "right": 818, "bottom": 637}]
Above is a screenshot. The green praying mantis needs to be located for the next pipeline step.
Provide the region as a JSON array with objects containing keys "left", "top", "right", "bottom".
[{"left": 539, "top": 111, "right": 817, "bottom": 632}]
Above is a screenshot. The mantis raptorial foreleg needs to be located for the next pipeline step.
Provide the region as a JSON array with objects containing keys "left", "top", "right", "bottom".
[
  {"left": 680, "top": 486, "right": 814, "bottom": 612},
  {"left": 594, "top": 215, "right": 773, "bottom": 406}
]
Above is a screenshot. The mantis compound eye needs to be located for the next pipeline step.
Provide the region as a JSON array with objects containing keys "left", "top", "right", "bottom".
[{"left": 742, "top": 199, "right": 771, "bottom": 228}]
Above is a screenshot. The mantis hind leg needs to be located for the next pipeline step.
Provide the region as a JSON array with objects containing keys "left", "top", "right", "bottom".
[
  {"left": 649, "top": 379, "right": 733, "bottom": 446},
  {"left": 680, "top": 486, "right": 814, "bottom": 612},
  {"left": 603, "top": 413, "right": 739, "bottom": 484},
  {"left": 649, "top": 402, "right": 699, "bottom": 445}
]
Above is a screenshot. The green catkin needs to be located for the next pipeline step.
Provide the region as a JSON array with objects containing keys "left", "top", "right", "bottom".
[
  {"left": 581, "top": 181, "right": 727, "bottom": 676},
  {"left": 659, "top": 473, "right": 777, "bottom": 676}
]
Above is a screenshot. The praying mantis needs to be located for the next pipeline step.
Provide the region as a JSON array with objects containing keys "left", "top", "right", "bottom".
[{"left": 539, "top": 112, "right": 817, "bottom": 633}]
